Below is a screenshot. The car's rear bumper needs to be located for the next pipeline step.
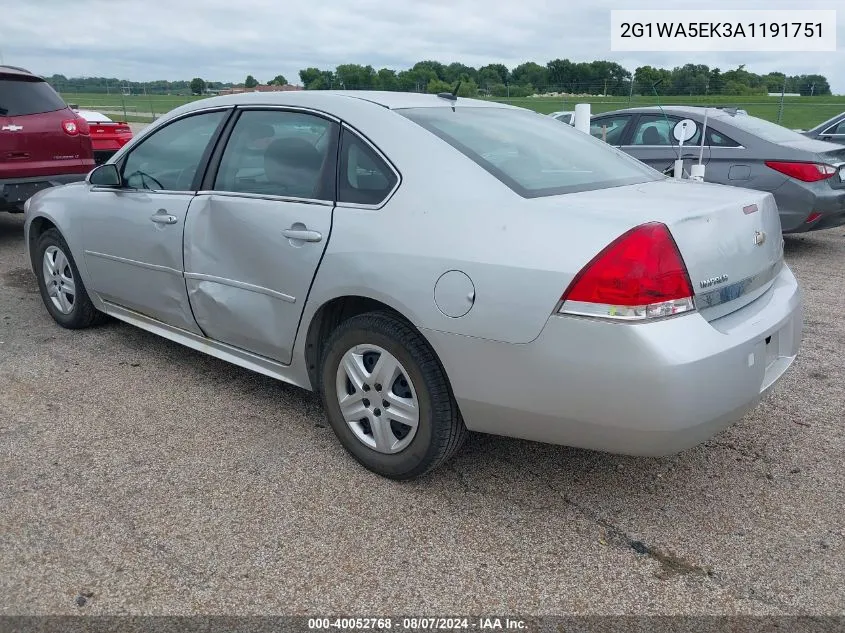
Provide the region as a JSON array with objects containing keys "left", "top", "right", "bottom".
[
  {"left": 424, "top": 263, "right": 803, "bottom": 456},
  {"left": 0, "top": 173, "right": 89, "bottom": 212},
  {"left": 774, "top": 181, "right": 845, "bottom": 233}
]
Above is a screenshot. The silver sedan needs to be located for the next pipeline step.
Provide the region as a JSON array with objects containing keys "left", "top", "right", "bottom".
[{"left": 23, "top": 91, "right": 803, "bottom": 479}]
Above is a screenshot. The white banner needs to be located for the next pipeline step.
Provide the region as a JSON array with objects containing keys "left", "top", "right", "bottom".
[{"left": 610, "top": 10, "right": 837, "bottom": 52}]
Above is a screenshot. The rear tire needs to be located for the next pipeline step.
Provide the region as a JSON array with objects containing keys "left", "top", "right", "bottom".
[
  {"left": 34, "top": 228, "right": 105, "bottom": 329},
  {"left": 319, "top": 311, "right": 467, "bottom": 480}
]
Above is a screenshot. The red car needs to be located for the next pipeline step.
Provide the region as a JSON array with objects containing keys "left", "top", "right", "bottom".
[
  {"left": 71, "top": 107, "right": 133, "bottom": 164},
  {"left": 1, "top": 65, "right": 94, "bottom": 212}
]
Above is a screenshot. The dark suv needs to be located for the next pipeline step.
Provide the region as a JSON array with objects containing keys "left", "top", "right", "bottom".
[{"left": 1, "top": 65, "right": 94, "bottom": 212}]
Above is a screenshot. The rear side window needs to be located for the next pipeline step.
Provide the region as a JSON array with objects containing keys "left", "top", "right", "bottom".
[
  {"left": 708, "top": 129, "right": 740, "bottom": 147},
  {"left": 0, "top": 78, "right": 66, "bottom": 116},
  {"left": 399, "top": 107, "right": 658, "bottom": 198},
  {"left": 337, "top": 129, "right": 398, "bottom": 206},
  {"left": 631, "top": 115, "right": 702, "bottom": 147},
  {"left": 213, "top": 109, "right": 338, "bottom": 201}
]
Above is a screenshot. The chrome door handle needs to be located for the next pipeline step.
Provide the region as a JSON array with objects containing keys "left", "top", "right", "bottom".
[
  {"left": 150, "top": 213, "right": 177, "bottom": 225},
  {"left": 282, "top": 228, "right": 322, "bottom": 242}
]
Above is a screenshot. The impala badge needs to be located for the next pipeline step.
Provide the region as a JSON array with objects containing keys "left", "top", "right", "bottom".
[
  {"left": 1, "top": 124, "right": 24, "bottom": 132},
  {"left": 754, "top": 230, "right": 766, "bottom": 246},
  {"left": 700, "top": 274, "right": 729, "bottom": 289}
]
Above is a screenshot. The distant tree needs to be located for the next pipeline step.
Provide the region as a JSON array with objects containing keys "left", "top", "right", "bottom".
[
  {"left": 270, "top": 74, "right": 288, "bottom": 86},
  {"left": 511, "top": 62, "right": 548, "bottom": 92},
  {"left": 244, "top": 75, "right": 259, "bottom": 89},
  {"left": 426, "top": 79, "right": 452, "bottom": 94},
  {"left": 335, "top": 64, "right": 376, "bottom": 89},
  {"left": 375, "top": 68, "right": 399, "bottom": 91},
  {"left": 189, "top": 77, "right": 206, "bottom": 95}
]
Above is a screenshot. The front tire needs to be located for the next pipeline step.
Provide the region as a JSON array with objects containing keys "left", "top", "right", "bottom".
[
  {"left": 319, "top": 311, "right": 467, "bottom": 480},
  {"left": 34, "top": 228, "right": 104, "bottom": 329}
]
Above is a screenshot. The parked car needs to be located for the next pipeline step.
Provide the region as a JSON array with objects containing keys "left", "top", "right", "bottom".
[
  {"left": 590, "top": 106, "right": 845, "bottom": 233},
  {"left": 802, "top": 111, "right": 845, "bottom": 145},
  {"left": 70, "top": 107, "right": 133, "bottom": 164},
  {"left": 0, "top": 65, "right": 94, "bottom": 212},
  {"left": 548, "top": 110, "right": 575, "bottom": 125},
  {"left": 24, "top": 91, "right": 802, "bottom": 479}
]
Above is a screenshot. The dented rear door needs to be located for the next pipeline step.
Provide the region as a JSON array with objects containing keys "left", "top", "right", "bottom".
[{"left": 183, "top": 194, "right": 332, "bottom": 364}]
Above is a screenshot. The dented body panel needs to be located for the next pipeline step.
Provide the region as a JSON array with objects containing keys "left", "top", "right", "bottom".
[{"left": 184, "top": 194, "right": 333, "bottom": 364}]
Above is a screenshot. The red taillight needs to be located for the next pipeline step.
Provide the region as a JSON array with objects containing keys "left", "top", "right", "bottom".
[
  {"left": 62, "top": 119, "right": 79, "bottom": 135},
  {"left": 559, "top": 222, "right": 695, "bottom": 321},
  {"left": 805, "top": 212, "right": 822, "bottom": 224},
  {"left": 75, "top": 116, "right": 90, "bottom": 135},
  {"left": 765, "top": 160, "right": 837, "bottom": 182}
]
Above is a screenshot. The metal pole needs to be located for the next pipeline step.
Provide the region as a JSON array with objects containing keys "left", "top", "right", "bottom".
[
  {"left": 777, "top": 82, "right": 785, "bottom": 124},
  {"left": 146, "top": 83, "right": 155, "bottom": 119},
  {"left": 628, "top": 77, "right": 634, "bottom": 105}
]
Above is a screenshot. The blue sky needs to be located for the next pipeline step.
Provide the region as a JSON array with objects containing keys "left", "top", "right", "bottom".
[{"left": 3, "top": 0, "right": 843, "bottom": 92}]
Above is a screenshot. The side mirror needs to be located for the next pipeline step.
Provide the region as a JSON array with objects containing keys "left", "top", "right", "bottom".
[{"left": 88, "top": 163, "right": 122, "bottom": 187}]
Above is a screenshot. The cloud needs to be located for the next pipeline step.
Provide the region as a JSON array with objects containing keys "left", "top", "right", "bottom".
[{"left": 2, "top": 0, "right": 843, "bottom": 91}]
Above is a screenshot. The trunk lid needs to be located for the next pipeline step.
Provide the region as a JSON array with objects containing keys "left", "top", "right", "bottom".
[{"left": 542, "top": 178, "right": 785, "bottom": 321}]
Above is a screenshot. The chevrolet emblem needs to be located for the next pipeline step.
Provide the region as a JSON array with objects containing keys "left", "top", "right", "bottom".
[{"left": 1, "top": 124, "right": 24, "bottom": 132}]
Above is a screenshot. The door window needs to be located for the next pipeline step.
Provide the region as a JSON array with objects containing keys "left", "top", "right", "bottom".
[
  {"left": 631, "top": 115, "right": 702, "bottom": 146},
  {"left": 121, "top": 110, "right": 226, "bottom": 191},
  {"left": 337, "top": 128, "right": 398, "bottom": 205},
  {"left": 707, "top": 129, "right": 741, "bottom": 147},
  {"left": 823, "top": 120, "right": 845, "bottom": 135},
  {"left": 589, "top": 116, "right": 631, "bottom": 145},
  {"left": 213, "top": 110, "right": 338, "bottom": 201}
]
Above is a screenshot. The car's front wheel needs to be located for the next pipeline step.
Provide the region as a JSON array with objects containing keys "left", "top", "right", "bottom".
[
  {"left": 319, "top": 311, "right": 467, "bottom": 479},
  {"left": 34, "top": 228, "right": 104, "bottom": 329}
]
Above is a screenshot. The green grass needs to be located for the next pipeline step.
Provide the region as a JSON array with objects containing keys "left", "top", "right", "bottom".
[
  {"left": 60, "top": 92, "right": 207, "bottom": 121},
  {"left": 61, "top": 91, "right": 845, "bottom": 130},
  {"left": 490, "top": 95, "right": 845, "bottom": 130}
]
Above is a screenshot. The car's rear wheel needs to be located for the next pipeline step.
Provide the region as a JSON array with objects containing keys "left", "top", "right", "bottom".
[
  {"left": 34, "top": 228, "right": 104, "bottom": 329},
  {"left": 319, "top": 311, "right": 467, "bottom": 479}
]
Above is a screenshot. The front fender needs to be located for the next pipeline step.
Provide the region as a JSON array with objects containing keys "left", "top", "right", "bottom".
[{"left": 23, "top": 183, "right": 93, "bottom": 286}]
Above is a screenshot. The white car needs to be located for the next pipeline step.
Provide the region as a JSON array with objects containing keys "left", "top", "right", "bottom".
[{"left": 548, "top": 111, "right": 575, "bottom": 125}]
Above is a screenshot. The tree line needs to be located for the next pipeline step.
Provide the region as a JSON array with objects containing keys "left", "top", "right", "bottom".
[
  {"left": 44, "top": 60, "right": 832, "bottom": 97},
  {"left": 297, "top": 61, "right": 831, "bottom": 97}
]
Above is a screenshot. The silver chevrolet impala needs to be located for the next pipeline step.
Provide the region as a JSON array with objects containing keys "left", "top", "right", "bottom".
[{"left": 23, "top": 90, "right": 803, "bottom": 479}]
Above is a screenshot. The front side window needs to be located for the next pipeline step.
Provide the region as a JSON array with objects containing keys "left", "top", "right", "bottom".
[
  {"left": 590, "top": 115, "right": 631, "bottom": 145},
  {"left": 823, "top": 119, "right": 845, "bottom": 135},
  {"left": 214, "top": 110, "right": 338, "bottom": 201},
  {"left": 122, "top": 110, "right": 226, "bottom": 191},
  {"left": 631, "top": 115, "right": 702, "bottom": 146},
  {"left": 337, "top": 129, "right": 398, "bottom": 205},
  {"left": 399, "top": 107, "right": 659, "bottom": 198}
]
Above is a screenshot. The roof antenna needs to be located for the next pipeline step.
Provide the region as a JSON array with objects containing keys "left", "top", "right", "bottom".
[{"left": 437, "top": 80, "right": 461, "bottom": 102}]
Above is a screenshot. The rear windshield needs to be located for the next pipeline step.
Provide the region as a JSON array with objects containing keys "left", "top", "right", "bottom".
[
  {"left": 397, "top": 106, "right": 660, "bottom": 198},
  {"left": 719, "top": 113, "right": 812, "bottom": 144},
  {"left": 0, "top": 78, "right": 66, "bottom": 116}
]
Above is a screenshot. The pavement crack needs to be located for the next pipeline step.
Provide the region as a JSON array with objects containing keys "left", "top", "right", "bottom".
[{"left": 506, "top": 457, "right": 796, "bottom": 612}]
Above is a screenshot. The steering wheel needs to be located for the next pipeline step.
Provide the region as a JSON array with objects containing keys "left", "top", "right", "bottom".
[{"left": 126, "top": 170, "right": 164, "bottom": 191}]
